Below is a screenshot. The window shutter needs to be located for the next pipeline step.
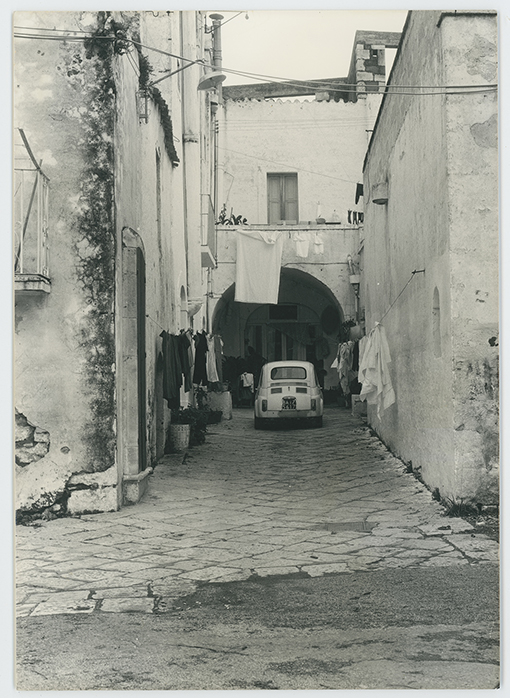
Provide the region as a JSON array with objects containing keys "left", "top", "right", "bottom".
[
  {"left": 284, "top": 174, "right": 298, "bottom": 222},
  {"left": 267, "top": 175, "right": 281, "bottom": 223}
]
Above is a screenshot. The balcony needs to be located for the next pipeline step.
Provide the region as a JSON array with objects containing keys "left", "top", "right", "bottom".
[{"left": 14, "top": 129, "right": 51, "bottom": 294}]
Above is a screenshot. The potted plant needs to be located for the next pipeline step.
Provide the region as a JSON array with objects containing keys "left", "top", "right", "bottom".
[
  {"left": 195, "top": 385, "right": 224, "bottom": 424},
  {"left": 168, "top": 408, "right": 192, "bottom": 452}
]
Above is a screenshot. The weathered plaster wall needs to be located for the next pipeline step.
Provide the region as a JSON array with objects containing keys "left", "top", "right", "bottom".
[
  {"left": 362, "top": 11, "right": 498, "bottom": 503},
  {"left": 15, "top": 11, "right": 119, "bottom": 515},
  {"left": 441, "top": 13, "right": 499, "bottom": 501},
  {"left": 218, "top": 97, "right": 381, "bottom": 225}
]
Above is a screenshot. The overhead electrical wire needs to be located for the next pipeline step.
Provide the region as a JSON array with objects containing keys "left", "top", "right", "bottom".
[
  {"left": 13, "top": 26, "right": 497, "bottom": 96},
  {"left": 218, "top": 145, "right": 361, "bottom": 184}
]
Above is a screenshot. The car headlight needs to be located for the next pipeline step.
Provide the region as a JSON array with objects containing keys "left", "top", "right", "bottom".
[{"left": 262, "top": 399, "right": 268, "bottom": 412}]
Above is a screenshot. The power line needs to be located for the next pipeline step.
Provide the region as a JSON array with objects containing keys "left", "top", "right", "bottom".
[
  {"left": 13, "top": 27, "right": 498, "bottom": 96},
  {"left": 220, "top": 65, "right": 497, "bottom": 91},
  {"left": 218, "top": 146, "right": 360, "bottom": 184}
]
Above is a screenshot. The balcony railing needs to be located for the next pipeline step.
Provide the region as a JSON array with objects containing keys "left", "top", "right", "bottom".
[{"left": 14, "top": 129, "right": 50, "bottom": 291}]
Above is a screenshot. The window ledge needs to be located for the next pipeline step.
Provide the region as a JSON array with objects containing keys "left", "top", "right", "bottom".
[{"left": 15, "top": 273, "right": 51, "bottom": 294}]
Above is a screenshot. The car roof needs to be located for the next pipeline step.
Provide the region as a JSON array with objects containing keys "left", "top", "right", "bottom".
[{"left": 264, "top": 361, "right": 315, "bottom": 370}]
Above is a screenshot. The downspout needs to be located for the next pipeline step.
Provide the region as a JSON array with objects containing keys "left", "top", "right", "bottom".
[{"left": 181, "top": 12, "right": 203, "bottom": 324}]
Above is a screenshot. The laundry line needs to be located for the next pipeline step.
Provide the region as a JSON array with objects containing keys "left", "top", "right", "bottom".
[{"left": 377, "top": 269, "right": 425, "bottom": 325}]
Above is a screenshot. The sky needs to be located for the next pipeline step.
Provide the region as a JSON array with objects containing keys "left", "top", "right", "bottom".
[{"left": 218, "top": 10, "right": 408, "bottom": 85}]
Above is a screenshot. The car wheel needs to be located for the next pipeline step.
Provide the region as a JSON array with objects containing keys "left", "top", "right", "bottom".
[
  {"left": 254, "top": 417, "right": 263, "bottom": 430},
  {"left": 313, "top": 416, "right": 323, "bottom": 428}
]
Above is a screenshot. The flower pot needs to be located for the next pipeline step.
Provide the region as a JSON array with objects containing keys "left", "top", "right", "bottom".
[{"left": 169, "top": 423, "right": 190, "bottom": 452}]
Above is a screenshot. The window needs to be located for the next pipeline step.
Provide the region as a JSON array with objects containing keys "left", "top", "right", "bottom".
[
  {"left": 267, "top": 173, "right": 298, "bottom": 224},
  {"left": 271, "top": 366, "right": 307, "bottom": 380}
]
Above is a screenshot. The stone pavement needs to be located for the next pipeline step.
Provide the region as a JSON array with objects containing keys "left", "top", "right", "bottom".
[{"left": 16, "top": 407, "right": 499, "bottom": 618}]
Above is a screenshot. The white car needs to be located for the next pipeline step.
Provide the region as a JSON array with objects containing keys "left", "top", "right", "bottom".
[{"left": 254, "top": 360, "right": 324, "bottom": 429}]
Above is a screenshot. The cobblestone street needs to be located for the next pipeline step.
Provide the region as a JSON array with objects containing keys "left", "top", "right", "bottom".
[{"left": 16, "top": 407, "right": 498, "bottom": 618}]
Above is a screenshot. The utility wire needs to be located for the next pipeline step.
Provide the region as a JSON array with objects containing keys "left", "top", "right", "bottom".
[
  {"left": 220, "top": 65, "right": 497, "bottom": 91},
  {"left": 14, "top": 28, "right": 497, "bottom": 95},
  {"left": 218, "top": 145, "right": 360, "bottom": 184}
]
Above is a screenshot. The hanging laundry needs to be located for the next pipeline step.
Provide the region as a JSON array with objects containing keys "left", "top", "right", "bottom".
[
  {"left": 355, "top": 182, "right": 364, "bottom": 205},
  {"left": 186, "top": 329, "right": 195, "bottom": 374},
  {"left": 192, "top": 331, "right": 208, "bottom": 386},
  {"left": 353, "top": 211, "right": 358, "bottom": 225},
  {"left": 293, "top": 231, "right": 311, "bottom": 258},
  {"left": 241, "top": 372, "right": 254, "bottom": 391},
  {"left": 358, "top": 212, "right": 364, "bottom": 224},
  {"left": 206, "top": 333, "right": 220, "bottom": 383},
  {"left": 160, "top": 331, "right": 183, "bottom": 408},
  {"left": 178, "top": 331, "right": 192, "bottom": 393},
  {"left": 358, "top": 323, "right": 396, "bottom": 417},
  {"left": 337, "top": 341, "right": 355, "bottom": 396},
  {"left": 235, "top": 229, "right": 284, "bottom": 304},
  {"left": 214, "top": 335, "right": 224, "bottom": 384},
  {"left": 347, "top": 210, "right": 352, "bottom": 225},
  {"left": 313, "top": 232, "right": 324, "bottom": 255}
]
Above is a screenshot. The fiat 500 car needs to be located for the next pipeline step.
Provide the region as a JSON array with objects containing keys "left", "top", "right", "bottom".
[{"left": 254, "top": 360, "right": 324, "bottom": 429}]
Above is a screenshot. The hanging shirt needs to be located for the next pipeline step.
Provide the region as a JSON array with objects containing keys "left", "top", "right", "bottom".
[
  {"left": 313, "top": 232, "right": 324, "bottom": 255},
  {"left": 358, "top": 323, "right": 396, "bottom": 417},
  {"left": 241, "top": 372, "right": 254, "bottom": 391},
  {"left": 206, "top": 334, "right": 220, "bottom": 383},
  {"left": 214, "top": 335, "right": 224, "bottom": 384},
  {"left": 160, "top": 331, "right": 182, "bottom": 408},
  {"left": 235, "top": 229, "right": 284, "bottom": 304},
  {"left": 293, "top": 231, "right": 311, "bottom": 258},
  {"left": 192, "top": 331, "right": 208, "bottom": 386}
]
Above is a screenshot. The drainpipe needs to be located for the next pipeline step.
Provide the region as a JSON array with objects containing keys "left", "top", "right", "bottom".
[{"left": 181, "top": 12, "right": 203, "bottom": 323}]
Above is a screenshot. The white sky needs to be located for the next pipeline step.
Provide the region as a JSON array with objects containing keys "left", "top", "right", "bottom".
[{"left": 217, "top": 10, "right": 408, "bottom": 85}]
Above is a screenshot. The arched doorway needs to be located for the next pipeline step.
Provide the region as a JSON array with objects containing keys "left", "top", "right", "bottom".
[{"left": 212, "top": 267, "right": 343, "bottom": 391}]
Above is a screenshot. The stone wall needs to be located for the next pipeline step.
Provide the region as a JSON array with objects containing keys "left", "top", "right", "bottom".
[{"left": 362, "top": 11, "right": 498, "bottom": 504}]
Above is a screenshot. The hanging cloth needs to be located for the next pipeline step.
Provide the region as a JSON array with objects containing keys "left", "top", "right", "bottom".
[
  {"left": 358, "top": 323, "right": 396, "bottom": 417},
  {"left": 313, "top": 232, "right": 324, "bottom": 255},
  {"left": 235, "top": 229, "right": 284, "bottom": 304},
  {"left": 214, "top": 335, "right": 224, "bottom": 384},
  {"left": 193, "top": 331, "right": 208, "bottom": 386},
  {"left": 355, "top": 182, "right": 364, "bottom": 205},
  {"left": 178, "top": 332, "right": 192, "bottom": 393},
  {"left": 160, "top": 331, "right": 182, "bottom": 408},
  {"left": 293, "top": 231, "right": 310, "bottom": 258},
  {"left": 186, "top": 329, "right": 195, "bottom": 373},
  {"left": 337, "top": 341, "right": 355, "bottom": 395},
  {"left": 206, "top": 334, "right": 220, "bottom": 383}
]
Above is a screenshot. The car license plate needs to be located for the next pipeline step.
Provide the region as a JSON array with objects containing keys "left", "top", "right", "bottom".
[{"left": 282, "top": 397, "right": 297, "bottom": 410}]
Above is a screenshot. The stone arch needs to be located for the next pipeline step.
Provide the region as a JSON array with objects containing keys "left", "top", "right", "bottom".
[{"left": 212, "top": 267, "right": 344, "bottom": 390}]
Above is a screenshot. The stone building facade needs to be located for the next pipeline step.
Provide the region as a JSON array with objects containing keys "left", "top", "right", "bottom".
[
  {"left": 211, "top": 31, "right": 400, "bottom": 391},
  {"left": 14, "top": 11, "right": 216, "bottom": 516},
  {"left": 362, "top": 11, "right": 498, "bottom": 504}
]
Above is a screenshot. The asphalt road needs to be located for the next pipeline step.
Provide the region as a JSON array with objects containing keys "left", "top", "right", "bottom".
[{"left": 17, "top": 563, "right": 499, "bottom": 690}]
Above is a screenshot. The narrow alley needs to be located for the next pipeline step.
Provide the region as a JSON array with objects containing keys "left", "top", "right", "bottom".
[{"left": 16, "top": 406, "right": 499, "bottom": 690}]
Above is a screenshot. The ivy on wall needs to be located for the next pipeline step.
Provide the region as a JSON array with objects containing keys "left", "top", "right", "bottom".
[{"left": 137, "top": 53, "right": 180, "bottom": 166}]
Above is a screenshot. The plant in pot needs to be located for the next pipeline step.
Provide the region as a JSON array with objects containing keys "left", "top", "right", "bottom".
[
  {"left": 195, "top": 386, "right": 223, "bottom": 424},
  {"left": 171, "top": 406, "right": 208, "bottom": 448}
]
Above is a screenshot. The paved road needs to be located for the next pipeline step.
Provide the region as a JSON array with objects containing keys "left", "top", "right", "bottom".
[{"left": 16, "top": 406, "right": 499, "bottom": 689}]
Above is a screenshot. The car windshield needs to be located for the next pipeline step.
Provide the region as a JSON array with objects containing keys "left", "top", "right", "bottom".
[{"left": 270, "top": 366, "right": 307, "bottom": 380}]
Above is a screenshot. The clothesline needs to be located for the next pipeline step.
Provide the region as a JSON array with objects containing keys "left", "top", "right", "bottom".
[{"left": 378, "top": 269, "right": 425, "bottom": 324}]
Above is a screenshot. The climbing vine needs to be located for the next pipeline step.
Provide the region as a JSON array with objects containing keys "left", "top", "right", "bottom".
[
  {"left": 137, "top": 52, "right": 180, "bottom": 165},
  {"left": 73, "top": 12, "right": 121, "bottom": 472}
]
